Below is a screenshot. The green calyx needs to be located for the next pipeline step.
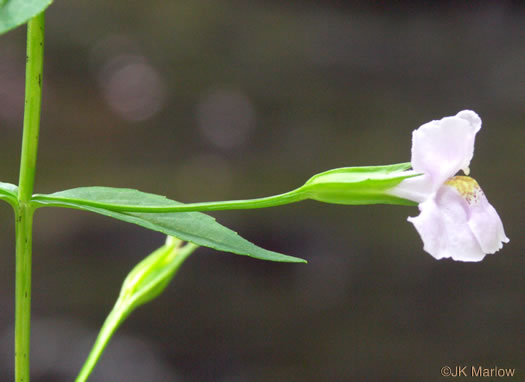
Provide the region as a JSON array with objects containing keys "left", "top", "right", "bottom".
[{"left": 296, "top": 162, "right": 420, "bottom": 206}]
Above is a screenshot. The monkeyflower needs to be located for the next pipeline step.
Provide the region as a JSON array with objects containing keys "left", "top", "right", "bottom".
[{"left": 390, "top": 110, "right": 509, "bottom": 262}]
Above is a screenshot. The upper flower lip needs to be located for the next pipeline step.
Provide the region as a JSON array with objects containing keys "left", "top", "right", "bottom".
[
  {"left": 411, "top": 110, "right": 481, "bottom": 192},
  {"left": 390, "top": 110, "right": 482, "bottom": 203}
]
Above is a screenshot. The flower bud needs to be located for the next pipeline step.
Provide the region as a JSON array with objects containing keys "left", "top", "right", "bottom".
[{"left": 118, "top": 236, "right": 197, "bottom": 313}]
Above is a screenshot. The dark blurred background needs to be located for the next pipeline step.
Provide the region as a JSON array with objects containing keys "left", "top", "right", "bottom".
[{"left": 1, "top": 1, "right": 524, "bottom": 381}]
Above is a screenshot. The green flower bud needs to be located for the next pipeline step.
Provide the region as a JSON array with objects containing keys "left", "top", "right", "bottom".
[
  {"left": 117, "top": 236, "right": 197, "bottom": 314},
  {"left": 75, "top": 238, "right": 199, "bottom": 381}
]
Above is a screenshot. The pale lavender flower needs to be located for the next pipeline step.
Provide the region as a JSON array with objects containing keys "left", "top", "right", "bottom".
[{"left": 390, "top": 110, "right": 509, "bottom": 262}]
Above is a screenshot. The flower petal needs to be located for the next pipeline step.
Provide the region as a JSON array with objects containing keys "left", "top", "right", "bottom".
[
  {"left": 468, "top": 191, "right": 509, "bottom": 254},
  {"left": 408, "top": 185, "right": 487, "bottom": 262},
  {"left": 411, "top": 110, "right": 481, "bottom": 191}
]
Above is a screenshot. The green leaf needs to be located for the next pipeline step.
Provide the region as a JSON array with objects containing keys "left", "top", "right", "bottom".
[
  {"left": 299, "top": 162, "right": 420, "bottom": 206},
  {"left": 32, "top": 187, "right": 306, "bottom": 263},
  {"left": 0, "top": 0, "right": 53, "bottom": 35},
  {"left": 0, "top": 181, "right": 18, "bottom": 207}
]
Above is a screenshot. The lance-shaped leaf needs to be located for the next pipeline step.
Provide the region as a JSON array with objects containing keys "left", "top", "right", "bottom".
[
  {"left": 0, "top": 0, "right": 53, "bottom": 35},
  {"left": 32, "top": 187, "right": 305, "bottom": 263}
]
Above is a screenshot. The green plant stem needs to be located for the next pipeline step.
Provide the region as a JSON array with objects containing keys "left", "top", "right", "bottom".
[
  {"left": 74, "top": 307, "right": 124, "bottom": 382},
  {"left": 19, "top": 14, "right": 44, "bottom": 202},
  {"left": 14, "top": 206, "right": 34, "bottom": 382},
  {"left": 15, "top": 12, "right": 45, "bottom": 382},
  {"left": 33, "top": 189, "right": 307, "bottom": 213},
  {"left": 75, "top": 242, "right": 198, "bottom": 382}
]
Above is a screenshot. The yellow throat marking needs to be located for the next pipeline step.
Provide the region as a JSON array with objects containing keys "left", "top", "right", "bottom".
[{"left": 445, "top": 176, "right": 483, "bottom": 205}]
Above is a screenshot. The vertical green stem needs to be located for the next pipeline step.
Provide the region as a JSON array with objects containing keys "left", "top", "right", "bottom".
[
  {"left": 15, "top": 12, "right": 45, "bottom": 382},
  {"left": 19, "top": 13, "right": 45, "bottom": 202},
  {"left": 14, "top": 206, "right": 34, "bottom": 382}
]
